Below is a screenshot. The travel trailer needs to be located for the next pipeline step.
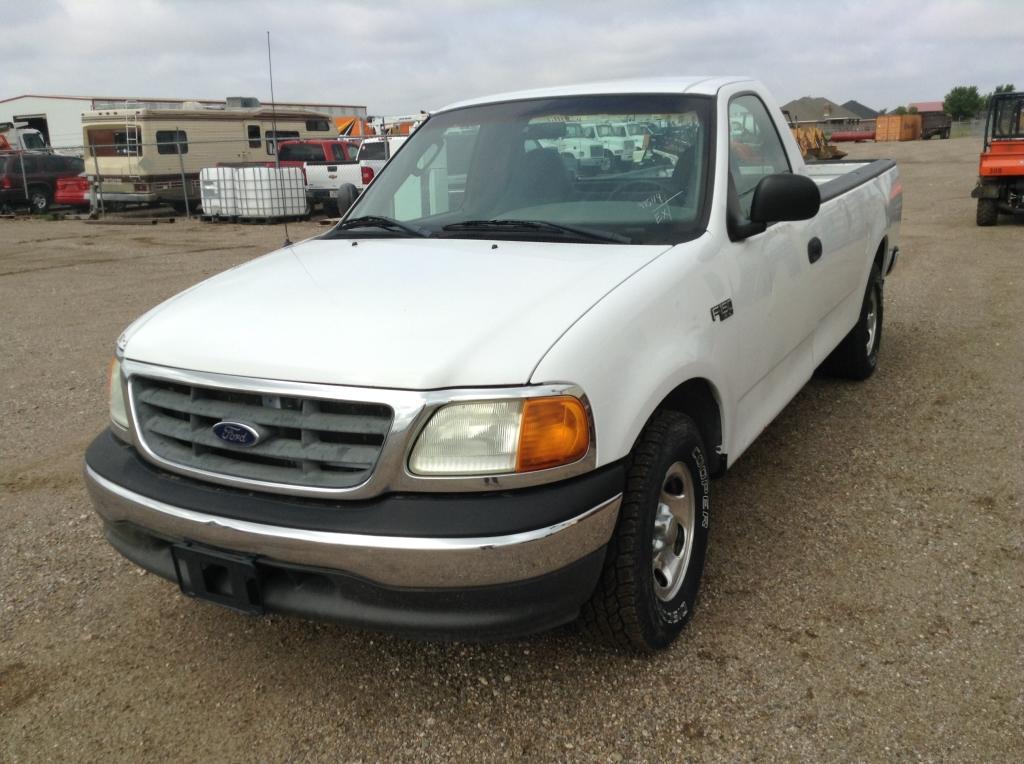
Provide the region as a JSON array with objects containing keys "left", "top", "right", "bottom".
[{"left": 81, "top": 101, "right": 334, "bottom": 207}]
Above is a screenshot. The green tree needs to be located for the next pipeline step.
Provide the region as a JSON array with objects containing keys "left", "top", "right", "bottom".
[
  {"left": 892, "top": 106, "right": 908, "bottom": 115},
  {"left": 944, "top": 86, "right": 984, "bottom": 120},
  {"left": 993, "top": 84, "right": 1016, "bottom": 94},
  {"left": 907, "top": 106, "right": 919, "bottom": 114}
]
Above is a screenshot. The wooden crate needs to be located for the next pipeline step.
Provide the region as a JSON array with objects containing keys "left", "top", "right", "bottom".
[{"left": 876, "top": 114, "right": 923, "bottom": 141}]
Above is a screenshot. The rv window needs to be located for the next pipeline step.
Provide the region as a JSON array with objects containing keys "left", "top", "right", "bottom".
[
  {"left": 266, "top": 130, "right": 299, "bottom": 155},
  {"left": 156, "top": 130, "right": 188, "bottom": 155},
  {"left": 247, "top": 125, "right": 261, "bottom": 149},
  {"left": 306, "top": 119, "right": 331, "bottom": 132},
  {"left": 86, "top": 127, "right": 141, "bottom": 157}
]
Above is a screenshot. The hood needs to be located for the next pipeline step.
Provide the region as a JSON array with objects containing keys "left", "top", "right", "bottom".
[{"left": 123, "top": 236, "right": 669, "bottom": 389}]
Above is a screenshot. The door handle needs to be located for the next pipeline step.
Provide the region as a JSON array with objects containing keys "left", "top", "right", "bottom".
[{"left": 808, "top": 237, "right": 823, "bottom": 264}]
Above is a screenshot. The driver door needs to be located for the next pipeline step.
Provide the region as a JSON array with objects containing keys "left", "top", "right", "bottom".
[{"left": 722, "top": 93, "right": 817, "bottom": 452}]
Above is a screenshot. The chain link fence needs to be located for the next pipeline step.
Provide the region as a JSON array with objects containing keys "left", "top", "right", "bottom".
[
  {"left": 951, "top": 118, "right": 984, "bottom": 139},
  {"left": 2, "top": 132, "right": 354, "bottom": 219}
]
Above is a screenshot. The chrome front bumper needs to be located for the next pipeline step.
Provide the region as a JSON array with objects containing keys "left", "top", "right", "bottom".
[{"left": 85, "top": 465, "right": 621, "bottom": 589}]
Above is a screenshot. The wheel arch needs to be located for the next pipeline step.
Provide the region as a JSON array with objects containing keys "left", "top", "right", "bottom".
[
  {"left": 654, "top": 377, "right": 726, "bottom": 477},
  {"left": 873, "top": 235, "right": 888, "bottom": 275}
]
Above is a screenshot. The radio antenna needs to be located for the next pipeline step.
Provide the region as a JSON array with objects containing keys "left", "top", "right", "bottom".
[{"left": 267, "top": 30, "right": 292, "bottom": 246}]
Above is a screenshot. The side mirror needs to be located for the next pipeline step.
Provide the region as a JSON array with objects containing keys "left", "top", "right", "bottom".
[{"left": 749, "top": 173, "right": 821, "bottom": 223}]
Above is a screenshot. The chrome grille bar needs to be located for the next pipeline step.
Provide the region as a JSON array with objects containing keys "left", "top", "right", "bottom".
[{"left": 132, "top": 376, "right": 393, "bottom": 489}]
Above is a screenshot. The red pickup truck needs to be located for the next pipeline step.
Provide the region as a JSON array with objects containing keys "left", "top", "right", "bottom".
[{"left": 275, "top": 140, "right": 359, "bottom": 166}]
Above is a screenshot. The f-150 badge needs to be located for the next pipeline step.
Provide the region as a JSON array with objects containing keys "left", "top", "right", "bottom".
[{"left": 710, "top": 299, "right": 734, "bottom": 322}]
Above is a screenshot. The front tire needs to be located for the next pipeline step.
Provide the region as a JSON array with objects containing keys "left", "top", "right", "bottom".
[
  {"left": 976, "top": 198, "right": 998, "bottom": 226},
  {"left": 822, "top": 264, "right": 883, "bottom": 380},
  {"left": 582, "top": 410, "right": 710, "bottom": 651}
]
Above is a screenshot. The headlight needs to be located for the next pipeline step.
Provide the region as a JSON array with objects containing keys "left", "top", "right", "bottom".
[
  {"left": 109, "top": 358, "right": 129, "bottom": 429},
  {"left": 409, "top": 396, "right": 590, "bottom": 476}
]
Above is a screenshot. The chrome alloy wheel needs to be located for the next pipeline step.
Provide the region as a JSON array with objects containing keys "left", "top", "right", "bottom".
[
  {"left": 865, "top": 286, "right": 879, "bottom": 356},
  {"left": 651, "top": 461, "right": 696, "bottom": 602}
]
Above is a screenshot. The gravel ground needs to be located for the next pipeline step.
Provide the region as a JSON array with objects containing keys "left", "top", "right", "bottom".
[{"left": 1, "top": 137, "right": 1022, "bottom": 763}]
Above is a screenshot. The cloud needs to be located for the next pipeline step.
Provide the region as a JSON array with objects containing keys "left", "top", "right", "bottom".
[{"left": 4, "top": 0, "right": 1022, "bottom": 114}]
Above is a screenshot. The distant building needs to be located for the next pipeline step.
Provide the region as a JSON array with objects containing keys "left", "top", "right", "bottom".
[
  {"left": 908, "top": 101, "right": 945, "bottom": 114},
  {"left": 842, "top": 100, "right": 879, "bottom": 120},
  {"left": 0, "top": 94, "right": 367, "bottom": 149},
  {"left": 781, "top": 97, "right": 864, "bottom": 127}
]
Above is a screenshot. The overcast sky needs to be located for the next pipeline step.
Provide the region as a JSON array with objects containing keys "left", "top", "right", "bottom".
[{"left": 6, "top": 0, "right": 1022, "bottom": 114}]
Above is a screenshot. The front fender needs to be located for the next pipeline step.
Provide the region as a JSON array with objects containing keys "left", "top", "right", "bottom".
[{"left": 530, "top": 235, "right": 736, "bottom": 468}]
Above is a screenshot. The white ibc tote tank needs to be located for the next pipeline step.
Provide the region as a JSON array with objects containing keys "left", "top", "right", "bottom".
[
  {"left": 235, "top": 166, "right": 308, "bottom": 218},
  {"left": 199, "top": 167, "right": 238, "bottom": 217}
]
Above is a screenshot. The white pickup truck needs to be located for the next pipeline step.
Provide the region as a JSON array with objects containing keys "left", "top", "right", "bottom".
[{"left": 86, "top": 77, "right": 901, "bottom": 651}]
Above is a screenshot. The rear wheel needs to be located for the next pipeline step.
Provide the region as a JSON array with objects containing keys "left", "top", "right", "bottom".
[
  {"left": 335, "top": 183, "right": 358, "bottom": 216},
  {"left": 29, "top": 186, "right": 51, "bottom": 214},
  {"left": 821, "top": 264, "right": 883, "bottom": 380},
  {"left": 976, "top": 198, "right": 998, "bottom": 226},
  {"left": 581, "top": 410, "right": 710, "bottom": 651}
]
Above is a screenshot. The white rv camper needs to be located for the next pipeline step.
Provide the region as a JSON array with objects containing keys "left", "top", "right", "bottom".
[{"left": 81, "top": 100, "right": 334, "bottom": 207}]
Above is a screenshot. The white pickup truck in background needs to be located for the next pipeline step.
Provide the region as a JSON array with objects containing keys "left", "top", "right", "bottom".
[
  {"left": 274, "top": 139, "right": 362, "bottom": 215},
  {"left": 86, "top": 76, "right": 900, "bottom": 651},
  {"left": 356, "top": 135, "right": 408, "bottom": 188}
]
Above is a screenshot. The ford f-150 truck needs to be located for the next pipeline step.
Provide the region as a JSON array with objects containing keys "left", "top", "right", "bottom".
[{"left": 85, "top": 77, "right": 901, "bottom": 651}]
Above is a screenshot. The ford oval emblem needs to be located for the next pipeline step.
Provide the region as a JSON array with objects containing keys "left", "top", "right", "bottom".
[{"left": 212, "top": 421, "right": 262, "bottom": 447}]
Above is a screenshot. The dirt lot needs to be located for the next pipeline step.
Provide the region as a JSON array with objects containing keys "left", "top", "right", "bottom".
[{"left": 1, "top": 137, "right": 1022, "bottom": 763}]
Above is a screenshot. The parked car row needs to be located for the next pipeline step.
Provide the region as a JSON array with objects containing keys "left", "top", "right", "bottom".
[{"left": 0, "top": 152, "right": 86, "bottom": 213}]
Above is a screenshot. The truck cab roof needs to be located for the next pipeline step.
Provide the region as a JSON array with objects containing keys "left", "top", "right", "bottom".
[{"left": 439, "top": 76, "right": 753, "bottom": 112}]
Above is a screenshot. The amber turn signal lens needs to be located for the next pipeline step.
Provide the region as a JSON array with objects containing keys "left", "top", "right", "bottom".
[{"left": 516, "top": 396, "right": 590, "bottom": 473}]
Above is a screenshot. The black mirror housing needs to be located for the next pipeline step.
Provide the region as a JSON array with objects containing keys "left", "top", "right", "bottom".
[{"left": 749, "top": 173, "right": 821, "bottom": 224}]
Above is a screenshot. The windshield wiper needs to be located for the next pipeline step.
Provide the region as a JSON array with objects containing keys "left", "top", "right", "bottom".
[
  {"left": 327, "top": 215, "right": 431, "bottom": 238},
  {"left": 441, "top": 219, "right": 631, "bottom": 244}
]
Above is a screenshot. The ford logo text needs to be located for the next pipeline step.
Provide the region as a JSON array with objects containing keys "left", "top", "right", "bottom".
[{"left": 212, "top": 421, "right": 263, "bottom": 447}]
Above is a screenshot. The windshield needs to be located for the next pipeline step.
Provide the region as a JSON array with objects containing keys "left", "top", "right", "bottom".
[
  {"left": 991, "top": 95, "right": 1024, "bottom": 140},
  {"left": 339, "top": 94, "right": 712, "bottom": 245},
  {"left": 22, "top": 132, "right": 46, "bottom": 150}
]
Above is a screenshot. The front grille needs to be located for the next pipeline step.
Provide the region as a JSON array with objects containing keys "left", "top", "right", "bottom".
[
  {"left": 589, "top": 145, "right": 604, "bottom": 158},
  {"left": 131, "top": 377, "right": 393, "bottom": 489}
]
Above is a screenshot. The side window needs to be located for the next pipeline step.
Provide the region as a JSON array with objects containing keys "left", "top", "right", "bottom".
[
  {"left": 728, "top": 94, "right": 790, "bottom": 220},
  {"left": 156, "top": 129, "right": 188, "bottom": 155},
  {"left": 247, "top": 125, "right": 261, "bottom": 149}
]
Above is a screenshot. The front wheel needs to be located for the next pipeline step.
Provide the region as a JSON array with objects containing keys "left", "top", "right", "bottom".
[
  {"left": 581, "top": 410, "right": 710, "bottom": 651},
  {"left": 976, "top": 198, "right": 998, "bottom": 226}
]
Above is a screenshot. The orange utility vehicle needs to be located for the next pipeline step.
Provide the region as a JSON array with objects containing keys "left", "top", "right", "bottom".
[{"left": 972, "top": 91, "right": 1024, "bottom": 226}]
